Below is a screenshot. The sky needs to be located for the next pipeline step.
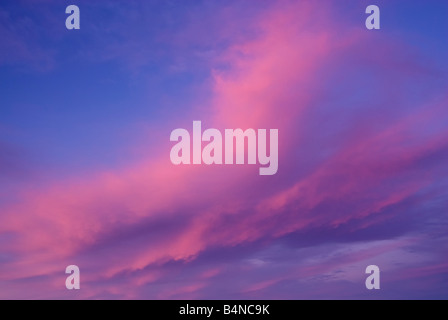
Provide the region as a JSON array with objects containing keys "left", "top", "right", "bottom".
[{"left": 0, "top": 0, "right": 447, "bottom": 300}]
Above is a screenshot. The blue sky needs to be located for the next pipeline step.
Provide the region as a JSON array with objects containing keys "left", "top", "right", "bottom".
[{"left": 0, "top": 0, "right": 447, "bottom": 299}]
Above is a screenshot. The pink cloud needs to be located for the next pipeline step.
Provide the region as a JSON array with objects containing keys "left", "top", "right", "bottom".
[{"left": 1, "top": 1, "right": 447, "bottom": 299}]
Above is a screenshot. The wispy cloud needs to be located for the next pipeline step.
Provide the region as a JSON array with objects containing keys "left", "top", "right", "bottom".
[{"left": 0, "top": 0, "right": 447, "bottom": 299}]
